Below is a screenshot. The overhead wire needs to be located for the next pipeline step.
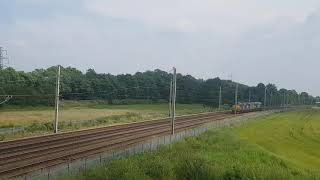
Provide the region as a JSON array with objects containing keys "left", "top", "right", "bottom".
[
  {"left": 0, "top": 85, "right": 169, "bottom": 98},
  {"left": 0, "top": 77, "right": 56, "bottom": 84},
  {"left": 61, "top": 85, "right": 169, "bottom": 96},
  {"left": 0, "top": 94, "right": 55, "bottom": 97}
]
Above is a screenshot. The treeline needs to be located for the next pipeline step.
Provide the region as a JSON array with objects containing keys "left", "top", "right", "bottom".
[{"left": 0, "top": 66, "right": 317, "bottom": 107}]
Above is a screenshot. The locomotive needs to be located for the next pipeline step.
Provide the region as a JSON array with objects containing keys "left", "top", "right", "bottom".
[{"left": 232, "top": 102, "right": 262, "bottom": 113}]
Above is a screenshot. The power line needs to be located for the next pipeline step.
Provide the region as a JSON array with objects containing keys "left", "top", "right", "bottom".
[
  {"left": 0, "top": 85, "right": 168, "bottom": 98},
  {"left": 0, "top": 77, "right": 56, "bottom": 84},
  {"left": 0, "top": 94, "right": 55, "bottom": 97},
  {"left": 0, "top": 84, "right": 174, "bottom": 99},
  {"left": 0, "top": 80, "right": 35, "bottom": 84},
  {"left": 61, "top": 86, "right": 164, "bottom": 96}
]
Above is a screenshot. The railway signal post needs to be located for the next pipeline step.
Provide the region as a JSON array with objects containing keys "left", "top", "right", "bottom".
[{"left": 54, "top": 65, "right": 61, "bottom": 133}]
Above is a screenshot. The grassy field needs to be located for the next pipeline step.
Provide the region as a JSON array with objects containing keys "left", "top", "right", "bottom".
[
  {"left": 66, "top": 109, "right": 320, "bottom": 180},
  {"left": 235, "top": 109, "right": 320, "bottom": 173},
  {"left": 0, "top": 101, "right": 214, "bottom": 140},
  {"left": 0, "top": 101, "right": 212, "bottom": 127}
]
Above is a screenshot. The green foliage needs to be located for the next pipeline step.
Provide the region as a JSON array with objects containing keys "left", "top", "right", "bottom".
[
  {"left": 66, "top": 120, "right": 320, "bottom": 180},
  {"left": 0, "top": 123, "right": 15, "bottom": 128},
  {"left": 24, "top": 121, "right": 54, "bottom": 132},
  {"left": 0, "top": 134, "right": 5, "bottom": 141},
  {"left": 174, "top": 155, "right": 212, "bottom": 180},
  {"left": 0, "top": 66, "right": 315, "bottom": 108},
  {"left": 235, "top": 109, "right": 320, "bottom": 172},
  {"left": 0, "top": 103, "right": 212, "bottom": 141}
]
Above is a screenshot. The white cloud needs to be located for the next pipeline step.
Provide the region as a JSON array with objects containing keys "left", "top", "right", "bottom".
[
  {"left": 84, "top": 0, "right": 319, "bottom": 33},
  {"left": 2, "top": 0, "right": 320, "bottom": 95}
]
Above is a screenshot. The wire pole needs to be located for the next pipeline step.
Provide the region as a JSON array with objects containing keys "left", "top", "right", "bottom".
[
  {"left": 270, "top": 92, "right": 273, "bottom": 107},
  {"left": 264, "top": 87, "right": 267, "bottom": 110},
  {"left": 0, "top": 47, "right": 9, "bottom": 70},
  {"left": 147, "top": 87, "right": 150, "bottom": 103},
  {"left": 54, "top": 65, "right": 61, "bottom": 133},
  {"left": 0, "top": 47, "right": 2, "bottom": 70},
  {"left": 235, "top": 83, "right": 238, "bottom": 115},
  {"left": 169, "top": 79, "right": 173, "bottom": 117},
  {"left": 284, "top": 93, "right": 286, "bottom": 108},
  {"left": 248, "top": 88, "right": 251, "bottom": 103},
  {"left": 283, "top": 92, "right": 286, "bottom": 108},
  {"left": 218, "top": 86, "right": 222, "bottom": 110},
  {"left": 171, "top": 67, "right": 177, "bottom": 135}
]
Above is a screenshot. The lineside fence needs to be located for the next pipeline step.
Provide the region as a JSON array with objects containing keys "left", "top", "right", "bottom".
[{"left": 18, "top": 110, "right": 282, "bottom": 180}]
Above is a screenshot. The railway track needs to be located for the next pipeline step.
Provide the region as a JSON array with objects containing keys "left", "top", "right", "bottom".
[{"left": 0, "top": 111, "right": 235, "bottom": 179}]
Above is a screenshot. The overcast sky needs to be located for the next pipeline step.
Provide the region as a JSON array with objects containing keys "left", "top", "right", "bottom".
[{"left": 1, "top": 0, "right": 320, "bottom": 96}]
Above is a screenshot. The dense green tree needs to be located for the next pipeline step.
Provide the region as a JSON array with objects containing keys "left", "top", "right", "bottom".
[{"left": 0, "top": 66, "right": 316, "bottom": 107}]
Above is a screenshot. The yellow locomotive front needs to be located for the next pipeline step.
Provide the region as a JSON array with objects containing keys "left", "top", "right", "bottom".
[{"left": 232, "top": 104, "right": 241, "bottom": 113}]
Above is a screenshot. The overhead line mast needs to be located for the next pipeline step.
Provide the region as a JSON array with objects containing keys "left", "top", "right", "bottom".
[
  {"left": 170, "top": 67, "right": 177, "bottom": 135},
  {"left": 219, "top": 86, "right": 222, "bottom": 110},
  {"left": 0, "top": 47, "right": 9, "bottom": 70},
  {"left": 235, "top": 83, "right": 238, "bottom": 115},
  {"left": 54, "top": 65, "right": 61, "bottom": 133}
]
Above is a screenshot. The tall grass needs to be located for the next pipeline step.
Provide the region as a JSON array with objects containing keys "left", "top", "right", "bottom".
[
  {"left": 0, "top": 102, "right": 213, "bottom": 140},
  {"left": 66, "top": 128, "right": 319, "bottom": 180},
  {"left": 0, "top": 112, "right": 162, "bottom": 141},
  {"left": 235, "top": 109, "right": 320, "bottom": 172}
]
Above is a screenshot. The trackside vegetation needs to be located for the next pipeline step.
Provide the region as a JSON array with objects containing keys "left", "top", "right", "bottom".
[
  {"left": 66, "top": 109, "right": 320, "bottom": 180},
  {"left": 0, "top": 66, "right": 316, "bottom": 108},
  {"left": 0, "top": 103, "right": 212, "bottom": 141},
  {"left": 235, "top": 109, "right": 320, "bottom": 172}
]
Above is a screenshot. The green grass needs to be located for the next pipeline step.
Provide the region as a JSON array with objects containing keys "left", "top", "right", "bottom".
[
  {"left": 235, "top": 109, "right": 320, "bottom": 173},
  {"left": 65, "top": 109, "right": 320, "bottom": 180},
  {"left": 93, "top": 103, "right": 213, "bottom": 114},
  {"left": 0, "top": 101, "right": 212, "bottom": 127},
  {"left": 0, "top": 101, "right": 214, "bottom": 140}
]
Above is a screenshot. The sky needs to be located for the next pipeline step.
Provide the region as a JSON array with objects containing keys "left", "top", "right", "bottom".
[{"left": 1, "top": 0, "right": 320, "bottom": 96}]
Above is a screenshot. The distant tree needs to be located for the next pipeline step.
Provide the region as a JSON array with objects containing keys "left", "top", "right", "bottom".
[{"left": 0, "top": 66, "right": 316, "bottom": 107}]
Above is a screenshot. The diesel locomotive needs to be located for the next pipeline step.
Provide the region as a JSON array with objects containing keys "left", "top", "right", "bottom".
[{"left": 232, "top": 102, "right": 262, "bottom": 113}]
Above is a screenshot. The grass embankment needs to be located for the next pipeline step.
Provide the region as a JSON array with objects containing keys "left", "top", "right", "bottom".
[
  {"left": 0, "top": 101, "right": 213, "bottom": 140},
  {"left": 66, "top": 109, "right": 320, "bottom": 180},
  {"left": 235, "top": 109, "right": 320, "bottom": 173}
]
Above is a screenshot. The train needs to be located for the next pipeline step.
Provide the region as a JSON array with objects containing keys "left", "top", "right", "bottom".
[{"left": 232, "top": 102, "right": 262, "bottom": 113}]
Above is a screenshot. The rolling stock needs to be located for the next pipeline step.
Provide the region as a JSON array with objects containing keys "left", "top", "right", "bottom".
[{"left": 232, "top": 102, "right": 262, "bottom": 113}]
